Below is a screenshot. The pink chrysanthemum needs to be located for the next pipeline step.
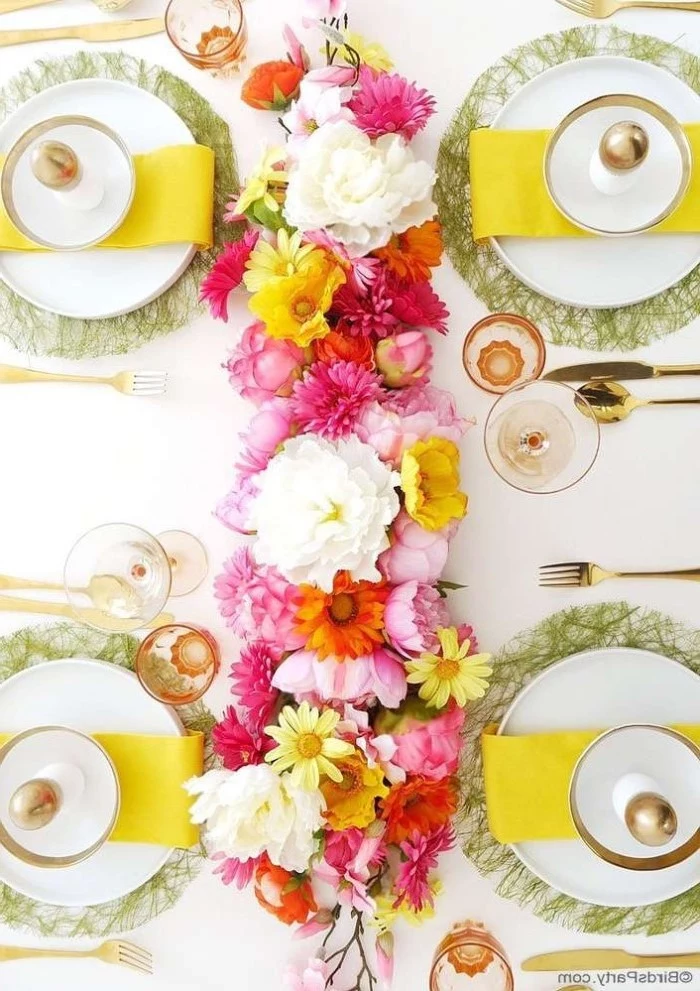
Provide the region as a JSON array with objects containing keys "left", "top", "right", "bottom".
[
  {"left": 211, "top": 852, "right": 258, "bottom": 889},
  {"left": 230, "top": 640, "right": 283, "bottom": 731},
  {"left": 388, "top": 276, "right": 449, "bottom": 335},
  {"left": 331, "top": 268, "right": 400, "bottom": 339},
  {"left": 214, "top": 547, "right": 304, "bottom": 652},
  {"left": 211, "top": 705, "right": 273, "bottom": 770},
  {"left": 349, "top": 66, "right": 436, "bottom": 141},
  {"left": 199, "top": 230, "right": 259, "bottom": 322},
  {"left": 291, "top": 360, "right": 384, "bottom": 439},
  {"left": 393, "top": 824, "right": 456, "bottom": 912}
]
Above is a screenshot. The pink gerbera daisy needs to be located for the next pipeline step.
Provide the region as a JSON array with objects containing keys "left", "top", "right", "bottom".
[
  {"left": 211, "top": 852, "right": 258, "bottom": 889},
  {"left": 211, "top": 705, "right": 273, "bottom": 770},
  {"left": 199, "top": 230, "right": 259, "bottom": 322},
  {"left": 393, "top": 824, "right": 456, "bottom": 912},
  {"left": 291, "top": 360, "right": 384, "bottom": 439},
  {"left": 230, "top": 640, "right": 283, "bottom": 731},
  {"left": 331, "top": 268, "right": 399, "bottom": 338},
  {"left": 349, "top": 66, "right": 436, "bottom": 141},
  {"left": 388, "top": 276, "right": 450, "bottom": 335}
]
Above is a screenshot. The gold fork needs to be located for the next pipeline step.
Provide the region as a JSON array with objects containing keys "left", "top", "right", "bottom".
[
  {"left": 0, "top": 940, "right": 152, "bottom": 974},
  {"left": 0, "top": 365, "right": 167, "bottom": 397},
  {"left": 539, "top": 562, "right": 700, "bottom": 587},
  {"left": 556, "top": 0, "right": 700, "bottom": 16}
]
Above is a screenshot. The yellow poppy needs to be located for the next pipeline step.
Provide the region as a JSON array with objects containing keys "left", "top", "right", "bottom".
[
  {"left": 400, "top": 438, "right": 467, "bottom": 531},
  {"left": 321, "top": 753, "right": 389, "bottom": 830},
  {"left": 249, "top": 255, "right": 346, "bottom": 347}
]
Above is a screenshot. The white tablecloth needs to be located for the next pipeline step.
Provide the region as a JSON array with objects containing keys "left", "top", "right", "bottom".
[{"left": 1, "top": 0, "right": 700, "bottom": 987}]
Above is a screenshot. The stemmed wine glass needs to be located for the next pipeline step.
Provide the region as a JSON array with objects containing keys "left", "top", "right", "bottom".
[{"left": 63, "top": 523, "right": 208, "bottom": 632}]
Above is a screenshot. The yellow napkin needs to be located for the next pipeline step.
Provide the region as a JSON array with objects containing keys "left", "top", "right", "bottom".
[
  {"left": 0, "top": 730, "right": 204, "bottom": 848},
  {"left": 0, "top": 144, "right": 215, "bottom": 251},
  {"left": 482, "top": 723, "right": 700, "bottom": 844},
  {"left": 469, "top": 124, "right": 700, "bottom": 240}
]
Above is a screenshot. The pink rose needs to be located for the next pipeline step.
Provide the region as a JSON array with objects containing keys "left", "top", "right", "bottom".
[
  {"left": 384, "top": 581, "right": 450, "bottom": 657},
  {"left": 389, "top": 700, "right": 466, "bottom": 780},
  {"left": 236, "top": 398, "right": 295, "bottom": 477},
  {"left": 272, "top": 646, "right": 407, "bottom": 709},
  {"left": 224, "top": 322, "right": 307, "bottom": 406},
  {"left": 379, "top": 510, "right": 455, "bottom": 584},
  {"left": 375, "top": 330, "right": 432, "bottom": 388}
]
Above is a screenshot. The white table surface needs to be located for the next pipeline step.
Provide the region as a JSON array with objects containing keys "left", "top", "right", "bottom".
[{"left": 1, "top": 0, "right": 700, "bottom": 987}]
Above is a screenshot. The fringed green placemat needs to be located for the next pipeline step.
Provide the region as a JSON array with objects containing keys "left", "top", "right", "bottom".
[
  {"left": 436, "top": 27, "right": 700, "bottom": 352},
  {"left": 0, "top": 52, "right": 239, "bottom": 359},
  {"left": 0, "top": 622, "right": 214, "bottom": 937},
  {"left": 457, "top": 603, "right": 700, "bottom": 935}
]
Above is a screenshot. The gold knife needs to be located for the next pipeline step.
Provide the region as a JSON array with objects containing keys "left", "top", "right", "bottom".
[
  {"left": 523, "top": 950, "right": 700, "bottom": 971},
  {"left": 544, "top": 360, "right": 700, "bottom": 382},
  {"left": 0, "top": 16, "right": 164, "bottom": 46},
  {"left": 0, "top": 0, "right": 59, "bottom": 13}
]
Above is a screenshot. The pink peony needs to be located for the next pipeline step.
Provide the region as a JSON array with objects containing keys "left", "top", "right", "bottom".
[
  {"left": 211, "top": 705, "right": 273, "bottom": 770},
  {"left": 214, "top": 474, "right": 258, "bottom": 534},
  {"left": 337, "top": 704, "right": 405, "bottom": 783},
  {"left": 356, "top": 385, "right": 472, "bottom": 467},
  {"left": 224, "top": 322, "right": 307, "bottom": 405},
  {"left": 349, "top": 66, "right": 436, "bottom": 141},
  {"left": 214, "top": 546, "right": 305, "bottom": 651},
  {"left": 375, "top": 330, "right": 432, "bottom": 388},
  {"left": 235, "top": 398, "right": 295, "bottom": 477},
  {"left": 230, "top": 640, "right": 283, "bottom": 731},
  {"left": 316, "top": 827, "right": 386, "bottom": 913},
  {"left": 283, "top": 957, "right": 328, "bottom": 991},
  {"left": 394, "top": 824, "right": 456, "bottom": 912},
  {"left": 211, "top": 852, "right": 258, "bottom": 889},
  {"left": 272, "top": 646, "right": 407, "bottom": 709},
  {"left": 331, "top": 268, "right": 399, "bottom": 339},
  {"left": 291, "top": 360, "right": 384, "bottom": 439},
  {"left": 388, "top": 276, "right": 450, "bottom": 334},
  {"left": 384, "top": 581, "right": 449, "bottom": 657},
  {"left": 378, "top": 510, "right": 455, "bottom": 584},
  {"left": 391, "top": 701, "right": 465, "bottom": 780},
  {"left": 199, "top": 230, "right": 259, "bottom": 322}
]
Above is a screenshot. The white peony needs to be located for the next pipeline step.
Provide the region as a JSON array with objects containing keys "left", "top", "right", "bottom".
[
  {"left": 283, "top": 120, "right": 437, "bottom": 256},
  {"left": 184, "top": 764, "right": 324, "bottom": 873},
  {"left": 249, "top": 434, "right": 400, "bottom": 591}
]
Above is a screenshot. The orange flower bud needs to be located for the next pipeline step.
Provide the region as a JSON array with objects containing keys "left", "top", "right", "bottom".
[{"left": 242, "top": 60, "right": 305, "bottom": 111}]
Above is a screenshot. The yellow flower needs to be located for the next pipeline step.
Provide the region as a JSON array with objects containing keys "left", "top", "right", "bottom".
[
  {"left": 371, "top": 880, "right": 443, "bottom": 933},
  {"left": 406, "top": 627, "right": 492, "bottom": 709},
  {"left": 243, "top": 230, "right": 322, "bottom": 293},
  {"left": 265, "top": 701, "right": 354, "bottom": 790},
  {"left": 400, "top": 438, "right": 468, "bottom": 532},
  {"left": 343, "top": 30, "right": 394, "bottom": 72},
  {"left": 249, "top": 255, "right": 346, "bottom": 346},
  {"left": 234, "top": 147, "right": 288, "bottom": 217},
  {"left": 320, "top": 753, "right": 389, "bottom": 830}
]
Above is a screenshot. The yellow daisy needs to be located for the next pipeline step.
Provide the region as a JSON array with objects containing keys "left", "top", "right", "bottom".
[
  {"left": 265, "top": 701, "right": 355, "bottom": 790},
  {"left": 343, "top": 30, "right": 394, "bottom": 72},
  {"left": 406, "top": 627, "right": 492, "bottom": 709},
  {"left": 234, "top": 147, "right": 288, "bottom": 217},
  {"left": 243, "top": 230, "right": 322, "bottom": 293}
]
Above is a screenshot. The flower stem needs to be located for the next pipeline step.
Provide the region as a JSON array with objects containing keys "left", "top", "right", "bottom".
[{"left": 323, "top": 908, "right": 377, "bottom": 991}]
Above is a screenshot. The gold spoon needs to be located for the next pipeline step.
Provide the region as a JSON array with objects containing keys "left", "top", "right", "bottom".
[
  {"left": 577, "top": 379, "right": 700, "bottom": 424},
  {"left": 625, "top": 792, "right": 678, "bottom": 847}
]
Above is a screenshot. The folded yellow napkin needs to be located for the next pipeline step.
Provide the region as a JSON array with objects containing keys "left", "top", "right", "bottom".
[
  {"left": 0, "top": 144, "right": 215, "bottom": 251},
  {"left": 470, "top": 124, "right": 700, "bottom": 240},
  {"left": 482, "top": 723, "right": 700, "bottom": 844},
  {"left": 0, "top": 730, "right": 204, "bottom": 848}
]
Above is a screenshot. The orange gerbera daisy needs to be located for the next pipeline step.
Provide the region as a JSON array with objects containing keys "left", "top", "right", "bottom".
[
  {"left": 373, "top": 220, "right": 443, "bottom": 283},
  {"left": 294, "top": 571, "right": 388, "bottom": 660},
  {"left": 379, "top": 775, "right": 457, "bottom": 844}
]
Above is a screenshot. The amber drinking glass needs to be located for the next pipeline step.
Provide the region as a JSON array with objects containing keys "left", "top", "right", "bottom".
[
  {"left": 430, "top": 922, "right": 514, "bottom": 991},
  {"left": 136, "top": 623, "right": 220, "bottom": 705},
  {"left": 165, "top": 0, "right": 247, "bottom": 75}
]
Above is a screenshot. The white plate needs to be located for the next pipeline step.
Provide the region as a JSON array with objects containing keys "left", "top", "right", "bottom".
[
  {"left": 498, "top": 647, "right": 700, "bottom": 907},
  {"left": 0, "top": 658, "right": 183, "bottom": 907},
  {"left": 491, "top": 56, "right": 700, "bottom": 309},
  {"left": 0, "top": 80, "right": 197, "bottom": 320}
]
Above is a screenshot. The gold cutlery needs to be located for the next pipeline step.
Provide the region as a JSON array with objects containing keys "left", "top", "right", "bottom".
[
  {"left": 539, "top": 562, "right": 700, "bottom": 588},
  {"left": 0, "top": 595, "right": 174, "bottom": 631},
  {"left": 0, "top": 365, "right": 167, "bottom": 397},
  {"left": 556, "top": 0, "right": 700, "bottom": 17},
  {"left": 577, "top": 379, "right": 700, "bottom": 424},
  {"left": 0, "top": 0, "right": 58, "bottom": 12},
  {"left": 0, "top": 940, "right": 152, "bottom": 974},
  {"left": 524, "top": 949, "right": 700, "bottom": 970},
  {"left": 0, "top": 16, "right": 163, "bottom": 46},
  {"left": 546, "top": 360, "right": 700, "bottom": 382}
]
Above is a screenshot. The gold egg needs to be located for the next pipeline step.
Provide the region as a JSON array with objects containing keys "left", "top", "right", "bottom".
[
  {"left": 30, "top": 140, "right": 81, "bottom": 190},
  {"left": 599, "top": 121, "right": 650, "bottom": 172},
  {"left": 8, "top": 778, "right": 62, "bottom": 830},
  {"left": 624, "top": 791, "right": 678, "bottom": 847}
]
